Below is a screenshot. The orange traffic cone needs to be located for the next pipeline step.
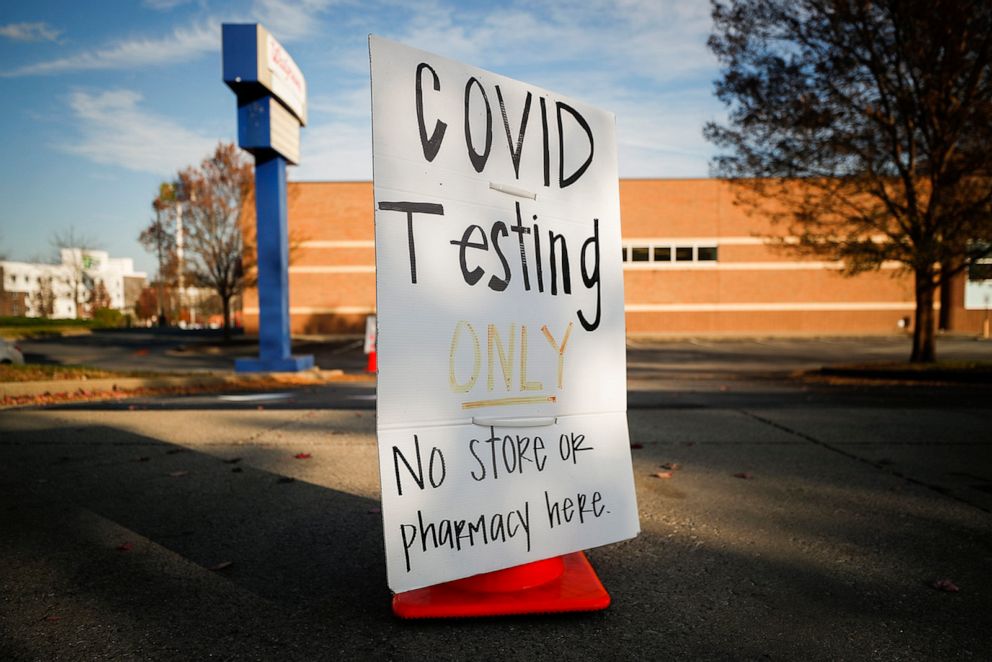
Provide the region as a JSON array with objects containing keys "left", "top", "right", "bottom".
[{"left": 391, "top": 552, "right": 610, "bottom": 618}]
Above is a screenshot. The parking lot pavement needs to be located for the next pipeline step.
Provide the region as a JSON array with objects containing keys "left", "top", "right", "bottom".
[
  {"left": 16, "top": 330, "right": 992, "bottom": 378},
  {"left": 2, "top": 342, "right": 991, "bottom": 660}
]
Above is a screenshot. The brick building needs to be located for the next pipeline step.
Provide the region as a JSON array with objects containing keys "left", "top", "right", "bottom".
[{"left": 241, "top": 179, "right": 991, "bottom": 337}]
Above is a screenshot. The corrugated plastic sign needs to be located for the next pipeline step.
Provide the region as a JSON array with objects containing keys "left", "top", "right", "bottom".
[{"left": 370, "top": 35, "right": 639, "bottom": 593}]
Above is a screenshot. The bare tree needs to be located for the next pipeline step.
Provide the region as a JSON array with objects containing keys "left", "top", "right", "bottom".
[
  {"left": 140, "top": 183, "right": 179, "bottom": 326},
  {"left": 705, "top": 0, "right": 992, "bottom": 362},
  {"left": 51, "top": 227, "right": 98, "bottom": 319},
  {"left": 178, "top": 143, "right": 254, "bottom": 339},
  {"left": 31, "top": 275, "right": 56, "bottom": 318}
]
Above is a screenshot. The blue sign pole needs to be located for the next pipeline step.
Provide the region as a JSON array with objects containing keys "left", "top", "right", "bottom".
[
  {"left": 235, "top": 153, "right": 313, "bottom": 372},
  {"left": 223, "top": 23, "right": 313, "bottom": 373}
]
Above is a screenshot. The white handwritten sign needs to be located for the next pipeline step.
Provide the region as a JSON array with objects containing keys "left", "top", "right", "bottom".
[{"left": 370, "top": 36, "right": 639, "bottom": 593}]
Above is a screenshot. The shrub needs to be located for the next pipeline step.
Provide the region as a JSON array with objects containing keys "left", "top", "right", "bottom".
[{"left": 91, "top": 308, "right": 124, "bottom": 328}]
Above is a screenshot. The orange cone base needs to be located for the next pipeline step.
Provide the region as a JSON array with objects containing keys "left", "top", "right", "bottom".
[{"left": 391, "top": 552, "right": 610, "bottom": 619}]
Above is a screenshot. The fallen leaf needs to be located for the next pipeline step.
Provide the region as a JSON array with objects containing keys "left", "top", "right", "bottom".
[
  {"left": 116, "top": 542, "right": 133, "bottom": 552},
  {"left": 661, "top": 462, "right": 681, "bottom": 471},
  {"left": 630, "top": 443, "right": 644, "bottom": 450},
  {"left": 652, "top": 471, "right": 673, "bottom": 479},
  {"left": 932, "top": 578, "right": 960, "bottom": 592},
  {"left": 168, "top": 470, "right": 189, "bottom": 478},
  {"left": 294, "top": 453, "right": 312, "bottom": 460},
  {"left": 733, "top": 472, "right": 753, "bottom": 479},
  {"left": 208, "top": 561, "right": 233, "bottom": 571}
]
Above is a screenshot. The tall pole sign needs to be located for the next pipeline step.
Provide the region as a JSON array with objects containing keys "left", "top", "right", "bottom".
[
  {"left": 370, "top": 36, "right": 640, "bottom": 610},
  {"left": 223, "top": 23, "right": 313, "bottom": 372}
]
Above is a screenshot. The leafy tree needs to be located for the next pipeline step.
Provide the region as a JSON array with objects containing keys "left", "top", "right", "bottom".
[
  {"left": 176, "top": 143, "right": 254, "bottom": 339},
  {"left": 135, "top": 286, "right": 161, "bottom": 322},
  {"left": 705, "top": 0, "right": 992, "bottom": 362}
]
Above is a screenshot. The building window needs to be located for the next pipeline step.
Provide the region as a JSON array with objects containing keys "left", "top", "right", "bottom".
[
  {"left": 969, "top": 261, "right": 992, "bottom": 281},
  {"left": 697, "top": 246, "right": 718, "bottom": 261},
  {"left": 622, "top": 241, "right": 720, "bottom": 265}
]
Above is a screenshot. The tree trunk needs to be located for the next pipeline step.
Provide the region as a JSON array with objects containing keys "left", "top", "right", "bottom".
[
  {"left": 222, "top": 295, "right": 231, "bottom": 342},
  {"left": 911, "top": 268, "right": 937, "bottom": 363}
]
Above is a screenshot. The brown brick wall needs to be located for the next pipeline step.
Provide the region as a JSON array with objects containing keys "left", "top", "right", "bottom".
[{"left": 241, "top": 178, "right": 977, "bottom": 337}]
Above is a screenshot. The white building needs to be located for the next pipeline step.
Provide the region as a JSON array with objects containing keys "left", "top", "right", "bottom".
[{"left": 0, "top": 249, "right": 147, "bottom": 319}]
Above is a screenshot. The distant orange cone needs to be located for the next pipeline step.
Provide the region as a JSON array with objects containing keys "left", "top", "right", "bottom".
[{"left": 367, "top": 349, "right": 377, "bottom": 373}]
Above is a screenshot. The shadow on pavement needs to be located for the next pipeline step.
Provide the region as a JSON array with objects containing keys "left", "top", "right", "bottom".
[
  {"left": 1, "top": 424, "right": 390, "bottom": 658},
  {"left": 1, "top": 416, "right": 990, "bottom": 659}
]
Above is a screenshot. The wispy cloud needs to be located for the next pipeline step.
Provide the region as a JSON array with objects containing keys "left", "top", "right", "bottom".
[
  {"left": 0, "top": 21, "right": 62, "bottom": 42},
  {"left": 387, "top": 0, "right": 715, "bottom": 86},
  {"left": 2, "top": 20, "right": 217, "bottom": 77},
  {"left": 61, "top": 89, "right": 216, "bottom": 175},
  {"left": 295, "top": 81, "right": 372, "bottom": 180},
  {"left": 367, "top": 0, "right": 719, "bottom": 177},
  {"left": 308, "top": 85, "right": 370, "bottom": 119},
  {"left": 143, "top": 0, "right": 198, "bottom": 9},
  {"left": 294, "top": 119, "right": 372, "bottom": 181},
  {"left": 251, "top": 0, "right": 342, "bottom": 41}
]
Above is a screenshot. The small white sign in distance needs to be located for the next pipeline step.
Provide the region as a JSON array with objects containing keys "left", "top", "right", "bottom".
[{"left": 369, "top": 35, "right": 640, "bottom": 593}]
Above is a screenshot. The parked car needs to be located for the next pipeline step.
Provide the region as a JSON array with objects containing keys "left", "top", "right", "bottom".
[{"left": 0, "top": 338, "right": 25, "bottom": 364}]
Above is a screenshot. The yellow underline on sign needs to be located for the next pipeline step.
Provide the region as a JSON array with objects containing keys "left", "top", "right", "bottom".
[{"left": 461, "top": 395, "right": 557, "bottom": 410}]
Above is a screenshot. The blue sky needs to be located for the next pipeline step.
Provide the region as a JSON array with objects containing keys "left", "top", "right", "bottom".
[{"left": 0, "top": 0, "right": 724, "bottom": 275}]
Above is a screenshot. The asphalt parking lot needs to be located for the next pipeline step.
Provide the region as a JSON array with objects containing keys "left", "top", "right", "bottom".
[{"left": 1, "top": 334, "right": 990, "bottom": 660}]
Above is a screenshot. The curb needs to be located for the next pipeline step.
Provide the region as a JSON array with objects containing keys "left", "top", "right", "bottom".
[{"left": 812, "top": 366, "right": 992, "bottom": 384}]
